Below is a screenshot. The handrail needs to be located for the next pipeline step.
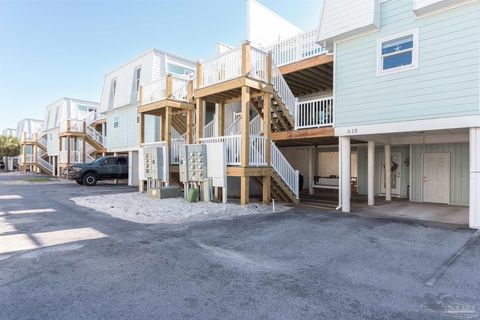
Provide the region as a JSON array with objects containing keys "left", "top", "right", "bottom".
[
  {"left": 37, "top": 157, "right": 53, "bottom": 173},
  {"left": 271, "top": 61, "right": 296, "bottom": 117},
  {"left": 225, "top": 113, "right": 263, "bottom": 136},
  {"left": 203, "top": 118, "right": 216, "bottom": 138},
  {"left": 271, "top": 142, "right": 299, "bottom": 198},
  {"left": 200, "top": 135, "right": 241, "bottom": 165},
  {"left": 201, "top": 47, "right": 242, "bottom": 88}
]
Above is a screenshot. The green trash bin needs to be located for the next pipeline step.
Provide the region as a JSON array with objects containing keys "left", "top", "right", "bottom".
[{"left": 187, "top": 188, "right": 199, "bottom": 203}]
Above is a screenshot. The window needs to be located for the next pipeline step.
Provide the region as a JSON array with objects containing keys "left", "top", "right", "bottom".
[
  {"left": 377, "top": 29, "right": 419, "bottom": 76},
  {"left": 112, "top": 79, "right": 117, "bottom": 97},
  {"left": 167, "top": 63, "right": 194, "bottom": 77},
  {"left": 135, "top": 67, "right": 142, "bottom": 93},
  {"left": 106, "top": 157, "right": 116, "bottom": 165},
  {"left": 113, "top": 116, "right": 119, "bottom": 128},
  {"left": 116, "top": 157, "right": 127, "bottom": 165}
]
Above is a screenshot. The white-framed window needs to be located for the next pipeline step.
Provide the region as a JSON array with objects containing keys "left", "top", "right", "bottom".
[
  {"left": 113, "top": 116, "right": 119, "bottom": 128},
  {"left": 377, "top": 28, "right": 419, "bottom": 76}
]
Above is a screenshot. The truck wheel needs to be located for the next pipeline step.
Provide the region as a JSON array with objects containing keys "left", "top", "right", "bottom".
[
  {"left": 83, "top": 173, "right": 97, "bottom": 186},
  {"left": 76, "top": 180, "right": 84, "bottom": 185}
]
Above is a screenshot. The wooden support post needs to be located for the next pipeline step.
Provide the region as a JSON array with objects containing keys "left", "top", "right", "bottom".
[
  {"left": 195, "top": 98, "right": 204, "bottom": 143},
  {"left": 266, "top": 53, "right": 272, "bottom": 84},
  {"left": 241, "top": 176, "right": 249, "bottom": 206},
  {"left": 139, "top": 86, "right": 144, "bottom": 106},
  {"left": 186, "top": 110, "right": 193, "bottom": 144},
  {"left": 217, "top": 102, "right": 225, "bottom": 136},
  {"left": 240, "top": 86, "right": 251, "bottom": 205},
  {"left": 187, "top": 80, "right": 194, "bottom": 102},
  {"left": 165, "top": 106, "right": 172, "bottom": 164},
  {"left": 196, "top": 63, "right": 203, "bottom": 89},
  {"left": 262, "top": 175, "right": 271, "bottom": 205},
  {"left": 160, "top": 113, "right": 166, "bottom": 141},
  {"left": 240, "top": 86, "right": 250, "bottom": 167},
  {"left": 166, "top": 74, "right": 173, "bottom": 99},
  {"left": 67, "top": 120, "right": 71, "bottom": 133},
  {"left": 241, "top": 41, "right": 251, "bottom": 76}
]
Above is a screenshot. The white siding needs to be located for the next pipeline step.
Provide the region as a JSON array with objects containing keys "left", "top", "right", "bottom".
[
  {"left": 414, "top": 0, "right": 477, "bottom": 16},
  {"left": 318, "top": 0, "right": 379, "bottom": 43}
]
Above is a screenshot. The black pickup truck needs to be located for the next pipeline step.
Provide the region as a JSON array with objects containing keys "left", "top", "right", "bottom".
[{"left": 67, "top": 156, "right": 128, "bottom": 186}]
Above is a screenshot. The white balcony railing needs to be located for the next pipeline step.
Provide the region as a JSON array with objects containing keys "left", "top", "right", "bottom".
[
  {"left": 60, "top": 120, "right": 84, "bottom": 133},
  {"left": 268, "top": 29, "right": 327, "bottom": 67},
  {"left": 201, "top": 47, "right": 242, "bottom": 87},
  {"left": 250, "top": 47, "right": 268, "bottom": 82},
  {"left": 142, "top": 74, "right": 190, "bottom": 105},
  {"left": 38, "top": 136, "right": 47, "bottom": 148},
  {"left": 142, "top": 77, "right": 167, "bottom": 105},
  {"left": 271, "top": 142, "right": 299, "bottom": 199},
  {"left": 249, "top": 135, "right": 266, "bottom": 166},
  {"left": 171, "top": 75, "right": 190, "bottom": 102},
  {"left": 295, "top": 97, "right": 334, "bottom": 130},
  {"left": 200, "top": 135, "right": 266, "bottom": 167},
  {"left": 200, "top": 135, "right": 241, "bottom": 166}
]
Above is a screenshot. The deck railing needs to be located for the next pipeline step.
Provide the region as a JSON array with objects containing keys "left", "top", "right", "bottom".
[
  {"left": 200, "top": 135, "right": 241, "bottom": 166},
  {"left": 295, "top": 97, "right": 334, "bottom": 129},
  {"left": 249, "top": 135, "right": 266, "bottom": 166},
  {"left": 38, "top": 136, "right": 47, "bottom": 148},
  {"left": 60, "top": 119, "right": 84, "bottom": 133},
  {"left": 86, "top": 124, "right": 105, "bottom": 147},
  {"left": 225, "top": 113, "right": 263, "bottom": 136},
  {"left": 201, "top": 47, "right": 242, "bottom": 87},
  {"left": 271, "top": 142, "right": 299, "bottom": 198},
  {"left": 171, "top": 138, "right": 184, "bottom": 164},
  {"left": 141, "top": 74, "right": 192, "bottom": 105},
  {"left": 142, "top": 77, "right": 167, "bottom": 105},
  {"left": 268, "top": 29, "right": 326, "bottom": 67}
]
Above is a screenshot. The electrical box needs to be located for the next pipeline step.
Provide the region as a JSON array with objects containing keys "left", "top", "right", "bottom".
[
  {"left": 179, "top": 144, "right": 207, "bottom": 183},
  {"left": 143, "top": 146, "right": 165, "bottom": 180}
]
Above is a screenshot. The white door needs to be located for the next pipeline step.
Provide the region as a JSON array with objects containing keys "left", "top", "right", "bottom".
[
  {"left": 423, "top": 153, "right": 450, "bottom": 204},
  {"left": 381, "top": 152, "right": 401, "bottom": 196}
]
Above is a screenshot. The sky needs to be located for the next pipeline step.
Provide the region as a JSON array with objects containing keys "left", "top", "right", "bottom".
[{"left": 0, "top": 0, "right": 322, "bottom": 131}]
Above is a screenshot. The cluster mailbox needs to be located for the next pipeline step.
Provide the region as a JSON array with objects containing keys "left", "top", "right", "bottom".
[
  {"left": 143, "top": 146, "right": 165, "bottom": 180},
  {"left": 179, "top": 144, "right": 207, "bottom": 183}
]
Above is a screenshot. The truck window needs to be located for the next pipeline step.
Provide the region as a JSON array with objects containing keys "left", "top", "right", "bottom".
[{"left": 117, "top": 157, "right": 127, "bottom": 165}]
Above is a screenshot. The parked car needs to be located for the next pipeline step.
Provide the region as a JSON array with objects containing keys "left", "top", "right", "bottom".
[{"left": 66, "top": 156, "right": 128, "bottom": 186}]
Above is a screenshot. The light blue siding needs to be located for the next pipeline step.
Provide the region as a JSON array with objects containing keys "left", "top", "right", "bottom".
[
  {"left": 335, "top": 0, "right": 480, "bottom": 127},
  {"left": 357, "top": 146, "right": 409, "bottom": 198},
  {"left": 411, "top": 143, "right": 469, "bottom": 206}
]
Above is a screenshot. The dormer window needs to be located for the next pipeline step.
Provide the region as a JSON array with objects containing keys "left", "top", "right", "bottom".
[
  {"left": 377, "top": 29, "right": 419, "bottom": 76},
  {"left": 135, "top": 67, "right": 142, "bottom": 93},
  {"left": 112, "top": 79, "right": 117, "bottom": 97}
]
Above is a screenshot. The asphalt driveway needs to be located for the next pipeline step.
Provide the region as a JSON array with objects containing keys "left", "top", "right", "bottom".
[{"left": 0, "top": 174, "right": 479, "bottom": 319}]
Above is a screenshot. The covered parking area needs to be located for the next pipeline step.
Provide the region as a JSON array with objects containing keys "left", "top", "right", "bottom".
[{"left": 336, "top": 126, "right": 480, "bottom": 228}]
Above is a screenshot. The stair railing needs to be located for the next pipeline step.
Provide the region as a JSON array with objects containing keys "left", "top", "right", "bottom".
[{"left": 271, "top": 142, "right": 299, "bottom": 199}]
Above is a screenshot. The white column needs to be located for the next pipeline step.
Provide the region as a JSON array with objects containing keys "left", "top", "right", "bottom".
[
  {"left": 308, "top": 147, "right": 315, "bottom": 195},
  {"left": 470, "top": 128, "right": 480, "bottom": 229},
  {"left": 368, "top": 141, "right": 375, "bottom": 206},
  {"left": 385, "top": 144, "right": 392, "bottom": 201},
  {"left": 340, "top": 137, "right": 351, "bottom": 212}
]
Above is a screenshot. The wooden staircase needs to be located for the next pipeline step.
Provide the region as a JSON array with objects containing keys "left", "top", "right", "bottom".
[
  {"left": 172, "top": 113, "right": 188, "bottom": 135},
  {"left": 251, "top": 95, "right": 294, "bottom": 133},
  {"left": 253, "top": 173, "right": 299, "bottom": 204}
]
